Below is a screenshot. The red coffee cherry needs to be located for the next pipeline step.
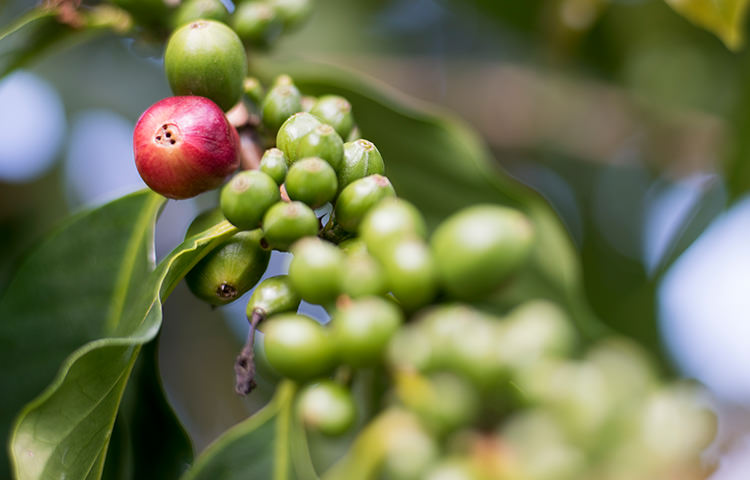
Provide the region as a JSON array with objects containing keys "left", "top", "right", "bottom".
[{"left": 133, "top": 96, "right": 240, "bottom": 199}]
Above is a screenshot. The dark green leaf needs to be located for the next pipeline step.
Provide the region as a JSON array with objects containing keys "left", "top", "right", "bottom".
[
  {"left": 0, "top": 190, "right": 237, "bottom": 480},
  {"left": 182, "top": 381, "right": 318, "bottom": 480}
]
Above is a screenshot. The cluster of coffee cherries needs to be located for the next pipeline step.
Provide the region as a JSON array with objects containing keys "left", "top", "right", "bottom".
[{"left": 129, "top": 10, "right": 716, "bottom": 477}]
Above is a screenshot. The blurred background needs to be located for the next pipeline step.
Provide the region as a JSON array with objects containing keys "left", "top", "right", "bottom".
[{"left": 2, "top": 0, "right": 750, "bottom": 478}]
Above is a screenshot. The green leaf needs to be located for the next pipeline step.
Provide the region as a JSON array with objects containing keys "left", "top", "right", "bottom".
[
  {"left": 256, "top": 60, "right": 605, "bottom": 339},
  {"left": 0, "top": 190, "right": 238, "bottom": 480},
  {"left": 664, "top": 0, "right": 750, "bottom": 49},
  {"left": 182, "top": 381, "right": 318, "bottom": 480},
  {"left": 101, "top": 338, "right": 193, "bottom": 480}
]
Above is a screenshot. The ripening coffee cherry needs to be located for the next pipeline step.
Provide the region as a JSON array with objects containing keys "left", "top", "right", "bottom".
[
  {"left": 171, "top": 0, "right": 229, "bottom": 28},
  {"left": 338, "top": 139, "right": 385, "bottom": 192},
  {"left": 276, "top": 112, "right": 322, "bottom": 162},
  {"left": 340, "top": 250, "right": 387, "bottom": 298},
  {"left": 295, "top": 124, "right": 344, "bottom": 171},
  {"left": 185, "top": 229, "right": 270, "bottom": 306},
  {"left": 220, "top": 170, "right": 280, "bottom": 230},
  {"left": 164, "top": 20, "right": 247, "bottom": 111},
  {"left": 246, "top": 275, "right": 300, "bottom": 317},
  {"left": 261, "top": 82, "right": 302, "bottom": 132},
  {"left": 379, "top": 236, "right": 437, "bottom": 311},
  {"left": 261, "top": 201, "right": 319, "bottom": 251},
  {"left": 133, "top": 96, "right": 240, "bottom": 199},
  {"left": 262, "top": 313, "right": 334, "bottom": 380},
  {"left": 288, "top": 237, "right": 344, "bottom": 305},
  {"left": 309, "top": 95, "right": 354, "bottom": 139},
  {"left": 431, "top": 205, "right": 534, "bottom": 300},
  {"left": 259, "top": 148, "right": 288, "bottom": 184},
  {"left": 331, "top": 296, "right": 403, "bottom": 367},
  {"left": 298, "top": 380, "right": 356, "bottom": 436},
  {"left": 334, "top": 174, "right": 396, "bottom": 232},
  {"left": 232, "top": 1, "right": 283, "bottom": 48},
  {"left": 270, "top": 0, "right": 313, "bottom": 29},
  {"left": 284, "top": 157, "right": 338, "bottom": 208},
  {"left": 359, "top": 197, "right": 426, "bottom": 256}
]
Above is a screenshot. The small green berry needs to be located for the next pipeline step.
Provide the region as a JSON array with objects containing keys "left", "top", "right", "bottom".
[
  {"left": 270, "top": 0, "right": 313, "bottom": 29},
  {"left": 243, "top": 77, "right": 265, "bottom": 105},
  {"left": 246, "top": 275, "right": 300, "bottom": 318},
  {"left": 262, "top": 201, "right": 319, "bottom": 251},
  {"left": 334, "top": 174, "right": 395, "bottom": 232},
  {"left": 232, "top": 1, "right": 283, "bottom": 48},
  {"left": 284, "top": 157, "right": 338, "bottom": 208},
  {"left": 185, "top": 229, "right": 270, "bottom": 306},
  {"left": 288, "top": 237, "right": 344, "bottom": 305},
  {"left": 259, "top": 148, "right": 288, "bottom": 184},
  {"left": 340, "top": 250, "right": 387, "bottom": 298},
  {"left": 309, "top": 95, "right": 354, "bottom": 139},
  {"left": 379, "top": 236, "right": 437, "bottom": 311},
  {"left": 185, "top": 207, "right": 226, "bottom": 238},
  {"left": 431, "top": 205, "right": 534, "bottom": 300},
  {"left": 171, "top": 0, "right": 229, "bottom": 28},
  {"left": 276, "top": 112, "right": 322, "bottom": 161},
  {"left": 263, "top": 313, "right": 334, "bottom": 380},
  {"left": 338, "top": 139, "right": 384, "bottom": 192},
  {"left": 298, "top": 380, "right": 356, "bottom": 436},
  {"left": 220, "top": 170, "right": 280, "bottom": 230},
  {"left": 165, "top": 20, "right": 247, "bottom": 111},
  {"left": 331, "top": 296, "right": 403, "bottom": 367},
  {"left": 295, "top": 124, "right": 344, "bottom": 171},
  {"left": 261, "top": 82, "right": 302, "bottom": 132},
  {"left": 359, "top": 197, "right": 426, "bottom": 256}
]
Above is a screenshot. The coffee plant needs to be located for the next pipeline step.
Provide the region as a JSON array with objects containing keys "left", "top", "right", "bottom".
[{"left": 1, "top": 0, "right": 745, "bottom": 479}]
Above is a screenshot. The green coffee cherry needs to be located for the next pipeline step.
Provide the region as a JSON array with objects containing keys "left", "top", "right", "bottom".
[
  {"left": 165, "top": 20, "right": 246, "bottom": 111},
  {"left": 301, "top": 95, "right": 317, "bottom": 112},
  {"left": 338, "top": 139, "right": 385, "bottom": 192},
  {"left": 246, "top": 275, "right": 300, "bottom": 318},
  {"left": 431, "top": 205, "right": 534, "bottom": 300},
  {"left": 419, "top": 305, "right": 505, "bottom": 387},
  {"left": 185, "top": 229, "right": 270, "bottom": 306},
  {"left": 270, "top": 0, "right": 313, "bottom": 29},
  {"left": 298, "top": 380, "right": 356, "bottom": 436},
  {"left": 261, "top": 82, "right": 302, "bottom": 132},
  {"left": 263, "top": 313, "right": 334, "bottom": 380},
  {"left": 379, "top": 236, "right": 437, "bottom": 311},
  {"left": 295, "top": 124, "right": 344, "bottom": 171},
  {"left": 395, "top": 371, "right": 478, "bottom": 435},
  {"left": 284, "top": 157, "right": 338, "bottom": 208},
  {"left": 171, "top": 0, "right": 229, "bottom": 28},
  {"left": 288, "top": 237, "right": 344, "bottom": 305},
  {"left": 259, "top": 148, "right": 288, "bottom": 184},
  {"left": 331, "top": 296, "right": 403, "bottom": 367},
  {"left": 232, "top": 1, "right": 283, "bottom": 48},
  {"left": 262, "top": 201, "right": 319, "bottom": 251},
  {"left": 220, "top": 170, "right": 280, "bottom": 230},
  {"left": 338, "top": 237, "right": 367, "bottom": 255},
  {"left": 276, "top": 112, "right": 323, "bottom": 161},
  {"left": 340, "top": 250, "right": 387, "bottom": 298},
  {"left": 359, "top": 197, "right": 427, "bottom": 256},
  {"left": 243, "top": 77, "right": 265, "bottom": 105},
  {"left": 309, "top": 95, "right": 354, "bottom": 139},
  {"left": 334, "top": 174, "right": 396, "bottom": 232}
]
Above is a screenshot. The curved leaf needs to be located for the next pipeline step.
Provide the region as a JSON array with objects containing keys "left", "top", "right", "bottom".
[
  {"left": 664, "top": 0, "right": 750, "bottom": 50},
  {"left": 256, "top": 59, "right": 605, "bottom": 339},
  {"left": 182, "top": 381, "right": 317, "bottom": 480},
  {"left": 0, "top": 190, "right": 238, "bottom": 479}
]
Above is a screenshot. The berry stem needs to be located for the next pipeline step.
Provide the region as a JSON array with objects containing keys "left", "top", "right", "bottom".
[{"left": 234, "top": 307, "right": 266, "bottom": 395}]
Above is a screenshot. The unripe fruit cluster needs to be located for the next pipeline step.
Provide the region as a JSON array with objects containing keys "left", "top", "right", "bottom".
[{"left": 130, "top": 26, "right": 714, "bottom": 475}]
